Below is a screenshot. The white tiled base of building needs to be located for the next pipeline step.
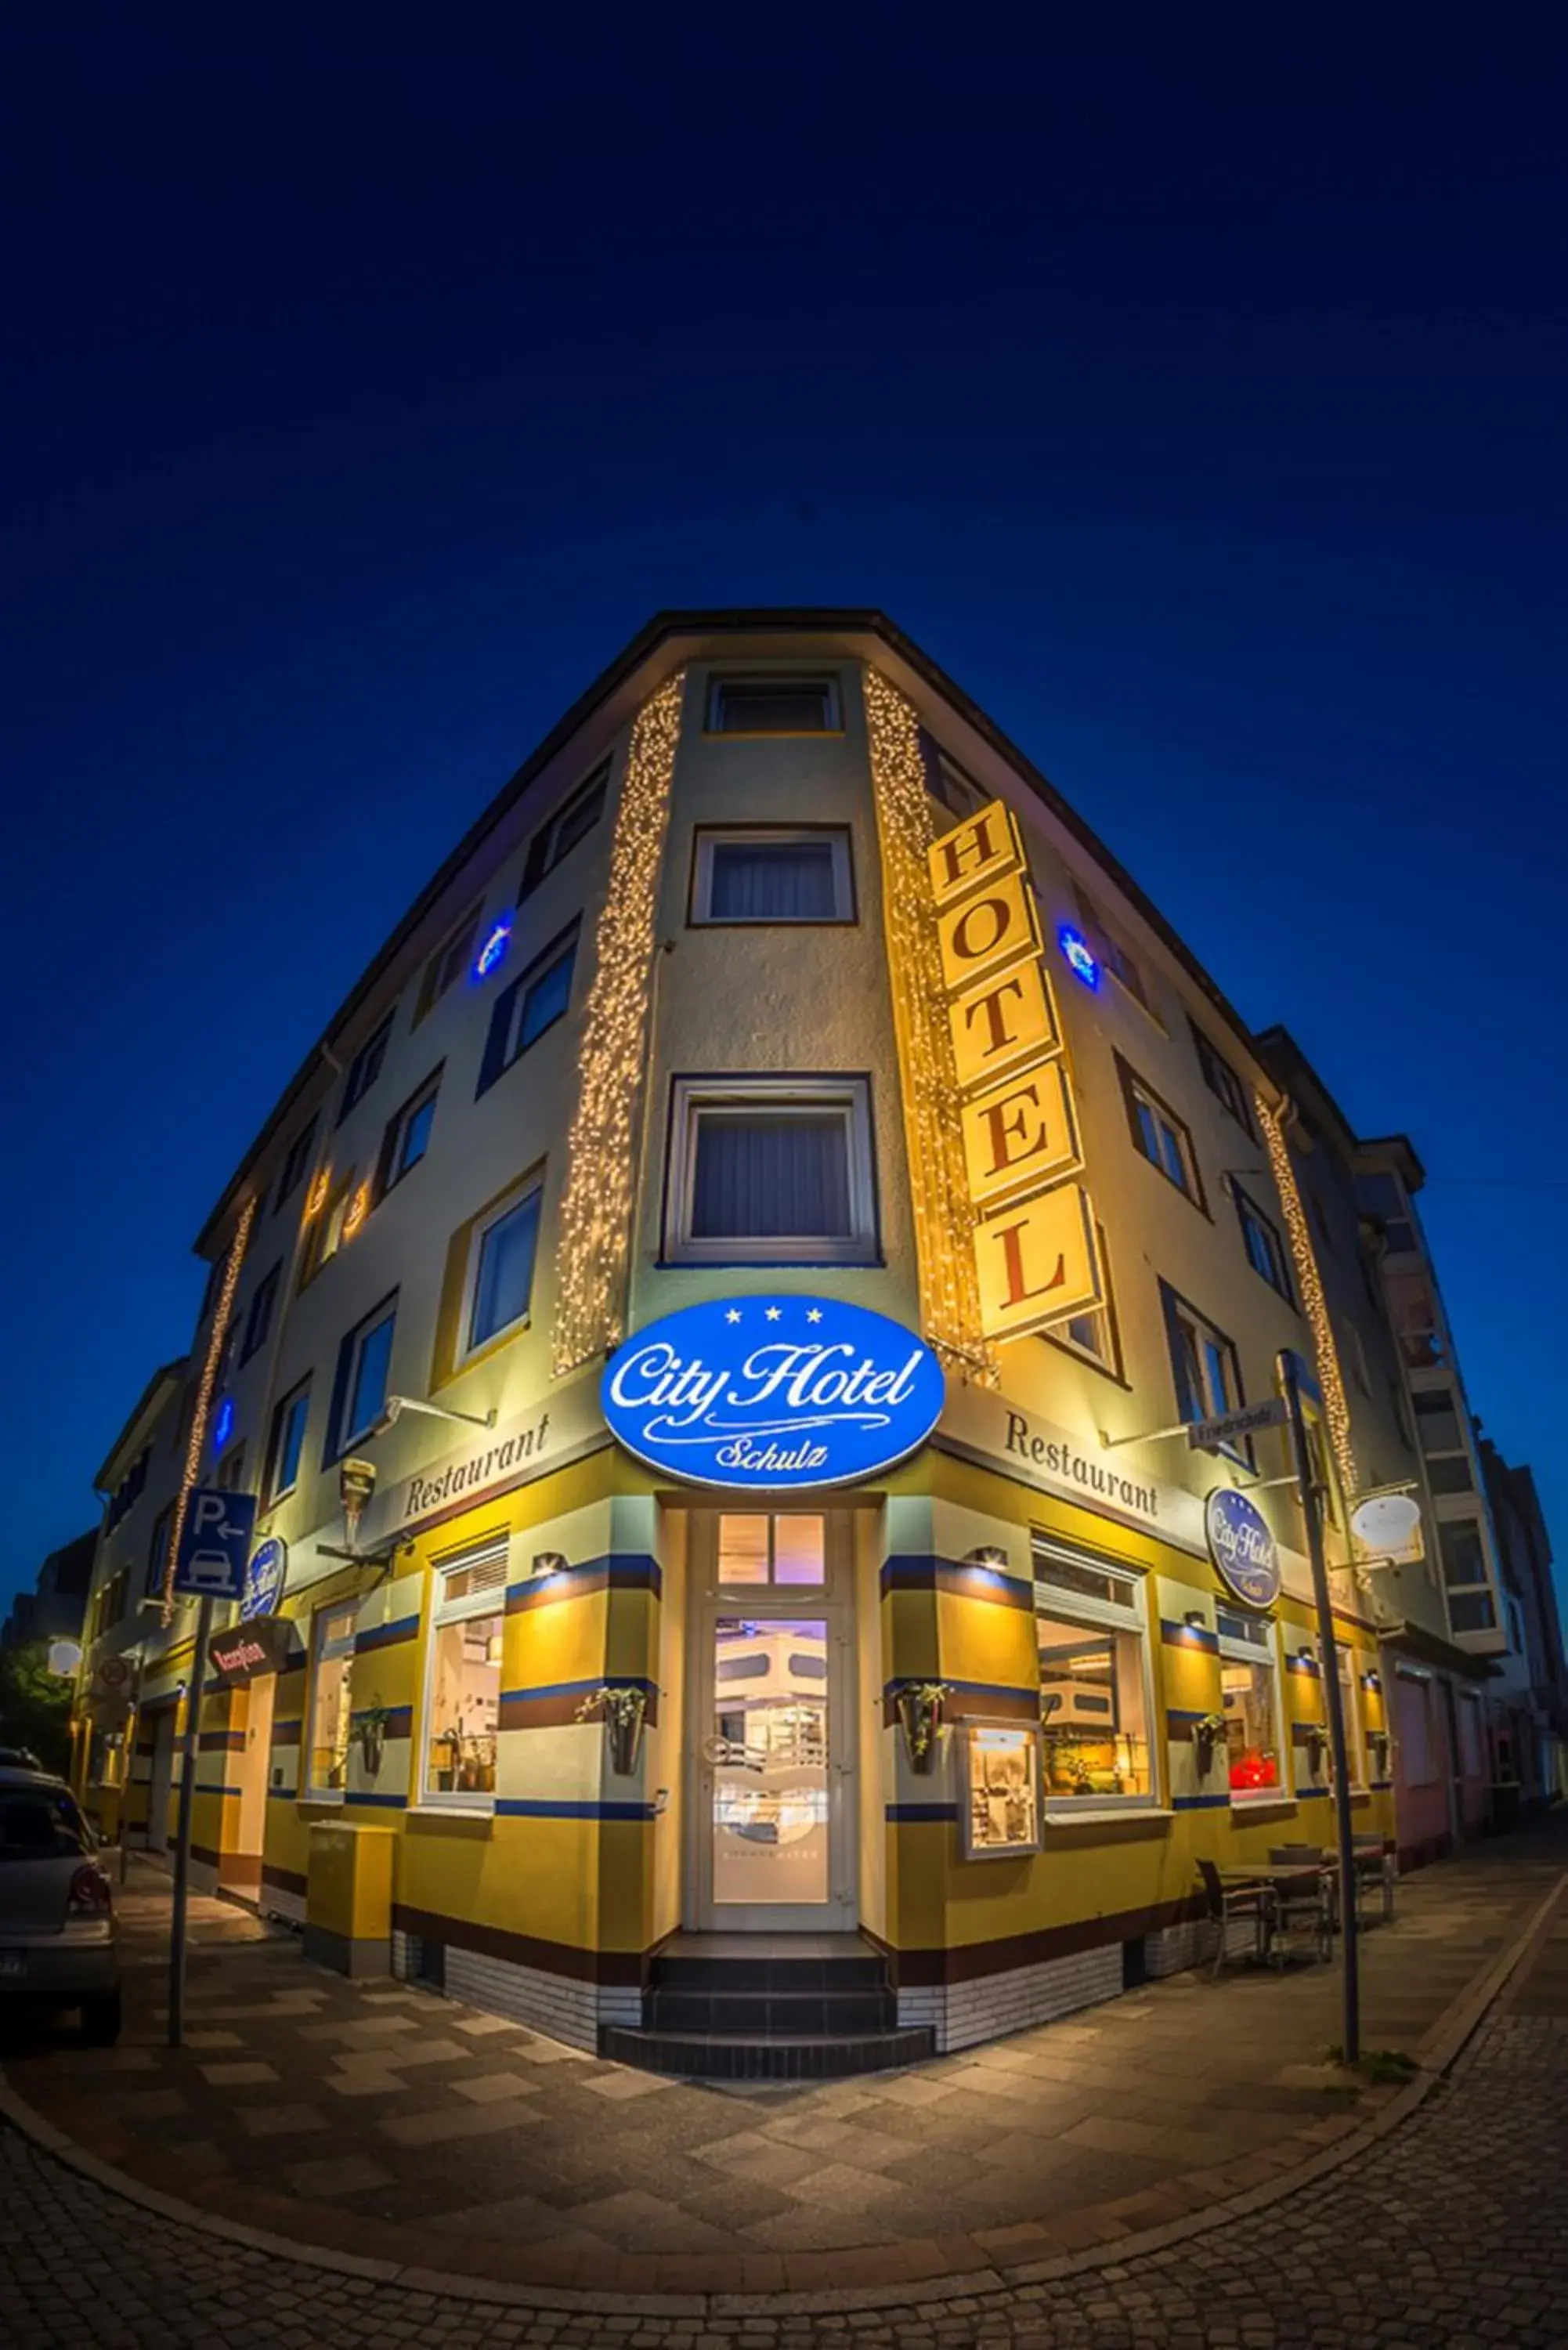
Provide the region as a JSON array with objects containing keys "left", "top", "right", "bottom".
[
  {"left": 1143, "top": 1914, "right": 1255, "bottom": 1976},
  {"left": 897, "top": 1942, "right": 1123, "bottom": 2052},
  {"left": 260, "top": 1881, "right": 305, "bottom": 1928},
  {"left": 390, "top": 1933, "right": 640, "bottom": 2051}
]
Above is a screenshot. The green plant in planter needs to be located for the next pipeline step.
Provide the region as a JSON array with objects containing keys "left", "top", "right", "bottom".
[
  {"left": 895, "top": 1682, "right": 950, "bottom": 1773},
  {"left": 1193, "top": 1711, "right": 1228, "bottom": 1776},
  {"left": 355, "top": 1701, "right": 395, "bottom": 1778},
  {"left": 577, "top": 1684, "right": 649, "bottom": 1776}
]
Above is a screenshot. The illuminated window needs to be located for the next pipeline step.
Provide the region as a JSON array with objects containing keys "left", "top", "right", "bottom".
[
  {"left": 706, "top": 676, "right": 840, "bottom": 733},
  {"left": 690, "top": 828, "right": 854, "bottom": 924},
  {"left": 338, "top": 1014, "right": 395, "bottom": 1124},
  {"left": 274, "top": 1115, "right": 319, "bottom": 1213},
  {"left": 461, "top": 1181, "right": 542, "bottom": 1358},
  {"left": 520, "top": 761, "right": 609, "bottom": 898},
  {"left": 421, "top": 1541, "right": 506, "bottom": 1810},
  {"left": 306, "top": 1605, "right": 356, "bottom": 1798},
  {"left": 664, "top": 1076, "right": 878, "bottom": 1267},
  {"left": 1033, "top": 1540, "right": 1153, "bottom": 1808},
  {"left": 328, "top": 1296, "right": 396, "bottom": 1459},
  {"left": 415, "top": 902, "right": 482, "bottom": 1023},
  {"left": 378, "top": 1072, "right": 441, "bottom": 1197},
  {"left": 1234, "top": 1186, "right": 1292, "bottom": 1301},
  {"left": 1190, "top": 1024, "right": 1253, "bottom": 1133},
  {"left": 716, "top": 1514, "right": 826, "bottom": 1588},
  {"left": 265, "top": 1377, "right": 311, "bottom": 1504},
  {"left": 1118, "top": 1056, "right": 1203, "bottom": 1204},
  {"left": 1216, "top": 1606, "right": 1283, "bottom": 1802},
  {"left": 476, "top": 925, "right": 578, "bottom": 1097}
]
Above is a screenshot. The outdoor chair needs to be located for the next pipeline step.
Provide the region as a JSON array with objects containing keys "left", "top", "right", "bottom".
[
  {"left": 1197, "top": 1857, "right": 1275, "bottom": 1979},
  {"left": 1266, "top": 1849, "right": 1333, "bottom": 1965}
]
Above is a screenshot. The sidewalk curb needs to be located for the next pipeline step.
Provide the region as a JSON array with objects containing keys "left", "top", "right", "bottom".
[{"left": 2, "top": 1867, "right": 1563, "bottom": 2322}]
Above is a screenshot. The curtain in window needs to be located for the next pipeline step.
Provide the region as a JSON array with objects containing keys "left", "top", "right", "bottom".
[
  {"left": 691, "top": 1112, "right": 852, "bottom": 1238},
  {"left": 710, "top": 841, "right": 837, "bottom": 920},
  {"left": 471, "top": 1192, "right": 541, "bottom": 1347}
]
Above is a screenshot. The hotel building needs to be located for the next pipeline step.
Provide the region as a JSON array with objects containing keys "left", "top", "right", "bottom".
[{"left": 71, "top": 612, "right": 1538, "bottom": 2071}]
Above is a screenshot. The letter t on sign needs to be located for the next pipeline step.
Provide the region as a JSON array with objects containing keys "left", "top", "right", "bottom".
[{"left": 927, "top": 797, "right": 1026, "bottom": 909}]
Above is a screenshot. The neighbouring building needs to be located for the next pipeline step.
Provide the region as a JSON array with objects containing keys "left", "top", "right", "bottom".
[
  {"left": 2, "top": 1529, "right": 96, "bottom": 1654},
  {"left": 1479, "top": 1439, "right": 1568, "bottom": 1808},
  {"left": 71, "top": 612, "right": 1552, "bottom": 2073}
]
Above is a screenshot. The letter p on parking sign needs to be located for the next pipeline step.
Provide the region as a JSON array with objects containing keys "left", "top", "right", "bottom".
[{"left": 173, "top": 1488, "right": 258, "bottom": 1600}]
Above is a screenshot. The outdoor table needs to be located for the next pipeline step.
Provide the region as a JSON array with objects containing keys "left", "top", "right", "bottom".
[{"left": 1216, "top": 1864, "right": 1331, "bottom": 1967}]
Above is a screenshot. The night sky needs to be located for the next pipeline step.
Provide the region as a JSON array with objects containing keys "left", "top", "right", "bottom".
[{"left": 4, "top": 22, "right": 1565, "bottom": 1610}]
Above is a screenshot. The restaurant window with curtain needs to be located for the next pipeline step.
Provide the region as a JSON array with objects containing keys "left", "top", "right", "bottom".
[
  {"left": 421, "top": 1538, "right": 507, "bottom": 1808},
  {"left": 1031, "top": 1538, "right": 1154, "bottom": 1809},
  {"left": 664, "top": 1076, "right": 878, "bottom": 1265},
  {"left": 1217, "top": 1606, "right": 1283, "bottom": 1801}
]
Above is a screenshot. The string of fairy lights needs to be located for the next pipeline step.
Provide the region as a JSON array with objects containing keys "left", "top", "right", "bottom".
[
  {"left": 1255, "top": 1090, "right": 1359, "bottom": 1504},
  {"left": 863, "top": 667, "right": 998, "bottom": 1386},
  {"left": 552, "top": 670, "right": 686, "bottom": 1375},
  {"left": 160, "top": 1193, "right": 257, "bottom": 1625}
]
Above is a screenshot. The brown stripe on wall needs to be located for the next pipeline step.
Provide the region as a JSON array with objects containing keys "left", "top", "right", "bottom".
[
  {"left": 262, "top": 1862, "right": 309, "bottom": 1897},
  {"left": 191, "top": 1843, "right": 221, "bottom": 1869},
  {"left": 498, "top": 1687, "right": 660, "bottom": 1734},
  {"left": 881, "top": 1685, "right": 1039, "bottom": 1730},
  {"left": 391, "top": 1901, "right": 647, "bottom": 1987},
  {"left": 881, "top": 1893, "right": 1207, "bottom": 1987},
  {"left": 197, "top": 1729, "right": 246, "bottom": 1752}
]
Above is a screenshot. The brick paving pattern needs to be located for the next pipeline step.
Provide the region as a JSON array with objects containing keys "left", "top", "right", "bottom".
[
  {"left": 2, "top": 1895, "right": 1566, "bottom": 2345},
  {"left": 2, "top": 1833, "right": 1561, "bottom": 2298}
]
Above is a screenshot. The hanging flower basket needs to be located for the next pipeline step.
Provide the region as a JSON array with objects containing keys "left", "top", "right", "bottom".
[
  {"left": 896, "top": 1683, "right": 949, "bottom": 1774},
  {"left": 355, "top": 1704, "right": 393, "bottom": 1779},
  {"left": 577, "top": 1685, "right": 649, "bottom": 1777},
  {"left": 1193, "top": 1712, "right": 1227, "bottom": 1777}
]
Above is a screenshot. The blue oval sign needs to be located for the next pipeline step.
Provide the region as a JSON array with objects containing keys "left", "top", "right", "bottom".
[
  {"left": 242, "top": 1535, "right": 288, "bottom": 1622},
  {"left": 1205, "top": 1488, "right": 1281, "bottom": 1610},
  {"left": 602, "top": 1296, "right": 945, "bottom": 1490}
]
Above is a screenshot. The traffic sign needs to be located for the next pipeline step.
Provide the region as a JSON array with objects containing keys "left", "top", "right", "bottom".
[
  {"left": 1186, "top": 1397, "right": 1286, "bottom": 1452},
  {"left": 173, "top": 1488, "right": 258, "bottom": 1600}
]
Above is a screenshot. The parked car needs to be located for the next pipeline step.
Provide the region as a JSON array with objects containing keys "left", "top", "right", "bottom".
[{"left": 0, "top": 1763, "right": 121, "bottom": 2042}]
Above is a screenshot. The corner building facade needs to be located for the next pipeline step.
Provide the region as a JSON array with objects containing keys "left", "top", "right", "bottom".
[{"left": 102, "top": 614, "right": 1414, "bottom": 2066}]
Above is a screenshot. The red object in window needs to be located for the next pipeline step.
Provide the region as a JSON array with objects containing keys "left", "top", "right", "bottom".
[{"left": 1230, "top": 1750, "right": 1278, "bottom": 1791}]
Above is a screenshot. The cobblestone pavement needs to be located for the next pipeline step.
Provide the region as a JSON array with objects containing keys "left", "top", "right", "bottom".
[
  {"left": 3, "top": 1833, "right": 1562, "bottom": 2295},
  {"left": 2, "top": 1892, "right": 1567, "bottom": 2345}
]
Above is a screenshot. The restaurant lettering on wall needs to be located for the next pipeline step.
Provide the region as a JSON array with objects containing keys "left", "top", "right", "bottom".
[{"left": 929, "top": 800, "right": 1106, "bottom": 1341}]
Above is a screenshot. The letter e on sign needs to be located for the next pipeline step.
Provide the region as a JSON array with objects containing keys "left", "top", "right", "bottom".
[
  {"left": 974, "top": 1182, "right": 1104, "bottom": 1340},
  {"left": 948, "top": 954, "right": 1060, "bottom": 1093},
  {"left": 927, "top": 797, "right": 1025, "bottom": 909},
  {"left": 960, "top": 1058, "right": 1082, "bottom": 1212},
  {"left": 938, "top": 869, "right": 1042, "bottom": 995}
]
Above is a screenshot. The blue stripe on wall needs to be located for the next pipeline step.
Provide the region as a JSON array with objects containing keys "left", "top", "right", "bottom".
[
  {"left": 885, "top": 1802, "right": 959, "bottom": 1823},
  {"left": 1172, "top": 1792, "right": 1232, "bottom": 1810},
  {"left": 880, "top": 1555, "right": 1033, "bottom": 1608},
  {"left": 1160, "top": 1618, "right": 1219, "bottom": 1654},
  {"left": 494, "top": 1798, "right": 658, "bottom": 1820},
  {"left": 505, "top": 1554, "right": 662, "bottom": 1611},
  {"left": 266, "top": 1785, "right": 299, "bottom": 1799},
  {"left": 343, "top": 1790, "right": 408, "bottom": 1808},
  {"left": 355, "top": 1614, "right": 421, "bottom": 1654}
]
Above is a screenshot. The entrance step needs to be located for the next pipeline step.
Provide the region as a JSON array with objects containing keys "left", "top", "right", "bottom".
[{"left": 602, "top": 1931, "right": 934, "bottom": 2080}]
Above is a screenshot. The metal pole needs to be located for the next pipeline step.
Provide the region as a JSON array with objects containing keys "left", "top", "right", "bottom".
[
  {"left": 168, "top": 1594, "right": 213, "bottom": 2049},
  {"left": 1278, "top": 1350, "right": 1360, "bottom": 2066}
]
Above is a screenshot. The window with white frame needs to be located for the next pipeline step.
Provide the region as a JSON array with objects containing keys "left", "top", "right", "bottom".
[
  {"left": 717, "top": 1513, "right": 827, "bottom": 1587},
  {"left": 690, "top": 828, "right": 854, "bottom": 924},
  {"left": 459, "top": 1177, "right": 543, "bottom": 1359},
  {"left": 1234, "top": 1184, "right": 1292, "bottom": 1300},
  {"left": 1118, "top": 1055, "right": 1203, "bottom": 1205},
  {"left": 477, "top": 926, "right": 578, "bottom": 1096},
  {"left": 1216, "top": 1605, "right": 1284, "bottom": 1801},
  {"left": 1160, "top": 1282, "right": 1251, "bottom": 1459},
  {"left": 1032, "top": 1538, "right": 1154, "bottom": 1807},
  {"left": 306, "top": 1605, "right": 356, "bottom": 1797},
  {"left": 329, "top": 1295, "right": 396, "bottom": 1458},
  {"left": 421, "top": 1539, "right": 507, "bottom": 1806},
  {"left": 663, "top": 1076, "right": 878, "bottom": 1265}
]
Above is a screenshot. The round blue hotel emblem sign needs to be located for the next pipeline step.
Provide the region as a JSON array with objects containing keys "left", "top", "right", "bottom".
[
  {"left": 1205, "top": 1488, "right": 1281, "bottom": 1610},
  {"left": 241, "top": 1536, "right": 287, "bottom": 1622},
  {"left": 602, "top": 1295, "right": 945, "bottom": 1491}
]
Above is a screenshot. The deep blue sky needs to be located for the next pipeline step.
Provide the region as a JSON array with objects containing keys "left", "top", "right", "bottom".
[{"left": 4, "top": 20, "right": 1565, "bottom": 1609}]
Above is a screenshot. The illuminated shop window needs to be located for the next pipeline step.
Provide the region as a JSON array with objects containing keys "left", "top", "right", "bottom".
[
  {"left": 1217, "top": 1606, "right": 1284, "bottom": 1802},
  {"left": 307, "top": 1605, "right": 356, "bottom": 1798},
  {"left": 421, "top": 1541, "right": 507, "bottom": 1809},
  {"left": 1033, "top": 1539, "right": 1153, "bottom": 1809},
  {"left": 716, "top": 1513, "right": 826, "bottom": 1588},
  {"left": 690, "top": 827, "right": 854, "bottom": 924}
]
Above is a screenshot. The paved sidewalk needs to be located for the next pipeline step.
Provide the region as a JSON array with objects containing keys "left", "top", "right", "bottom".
[
  {"left": 2, "top": 1823, "right": 1563, "bottom": 2301},
  {"left": 4, "top": 1869, "right": 1566, "bottom": 2346}
]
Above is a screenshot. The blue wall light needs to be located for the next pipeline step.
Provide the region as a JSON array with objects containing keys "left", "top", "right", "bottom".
[
  {"left": 474, "top": 917, "right": 512, "bottom": 981},
  {"left": 211, "top": 1395, "right": 235, "bottom": 1455},
  {"left": 1058, "top": 924, "right": 1100, "bottom": 989}
]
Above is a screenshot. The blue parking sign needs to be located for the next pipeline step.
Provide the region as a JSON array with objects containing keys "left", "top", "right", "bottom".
[{"left": 174, "top": 1488, "right": 258, "bottom": 1600}]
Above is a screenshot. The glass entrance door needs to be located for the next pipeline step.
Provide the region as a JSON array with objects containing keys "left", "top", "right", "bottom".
[{"left": 688, "top": 1512, "right": 856, "bottom": 1929}]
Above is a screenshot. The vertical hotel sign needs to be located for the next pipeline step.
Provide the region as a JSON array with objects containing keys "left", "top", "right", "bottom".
[{"left": 929, "top": 803, "right": 1105, "bottom": 1341}]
